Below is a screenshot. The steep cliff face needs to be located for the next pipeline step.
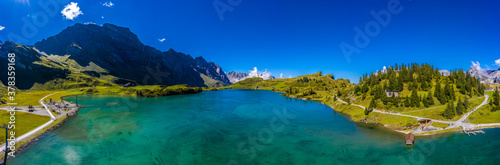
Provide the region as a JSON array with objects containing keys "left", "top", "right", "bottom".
[
  {"left": 194, "top": 57, "right": 231, "bottom": 85},
  {"left": 0, "top": 41, "right": 70, "bottom": 89},
  {"left": 32, "top": 23, "right": 230, "bottom": 87},
  {"left": 227, "top": 71, "right": 249, "bottom": 84}
]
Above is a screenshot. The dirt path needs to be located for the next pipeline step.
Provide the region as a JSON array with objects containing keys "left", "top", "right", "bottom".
[
  {"left": 0, "top": 92, "right": 76, "bottom": 153},
  {"left": 335, "top": 94, "right": 497, "bottom": 132}
]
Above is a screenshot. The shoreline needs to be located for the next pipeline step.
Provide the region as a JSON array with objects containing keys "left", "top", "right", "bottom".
[
  {"left": 0, "top": 100, "right": 80, "bottom": 161},
  {"left": 322, "top": 102, "right": 414, "bottom": 135},
  {"left": 278, "top": 93, "right": 416, "bottom": 135},
  {"left": 7, "top": 109, "right": 79, "bottom": 159},
  {"left": 4, "top": 88, "right": 498, "bottom": 160},
  {"left": 275, "top": 90, "right": 500, "bottom": 136},
  {"left": 0, "top": 88, "right": 204, "bottom": 160}
]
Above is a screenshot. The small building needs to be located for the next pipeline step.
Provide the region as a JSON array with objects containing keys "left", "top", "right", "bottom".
[
  {"left": 385, "top": 90, "right": 400, "bottom": 97},
  {"left": 418, "top": 119, "right": 433, "bottom": 127},
  {"left": 481, "top": 79, "right": 494, "bottom": 84},
  {"left": 484, "top": 84, "right": 500, "bottom": 91},
  {"left": 405, "top": 133, "right": 415, "bottom": 145}
]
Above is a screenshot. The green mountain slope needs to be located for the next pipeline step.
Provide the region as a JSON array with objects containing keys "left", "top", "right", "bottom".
[
  {"left": 351, "top": 63, "right": 486, "bottom": 120},
  {"left": 231, "top": 71, "right": 354, "bottom": 100}
]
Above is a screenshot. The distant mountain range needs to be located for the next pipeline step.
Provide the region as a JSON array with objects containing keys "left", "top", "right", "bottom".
[
  {"left": 227, "top": 68, "right": 275, "bottom": 84},
  {"left": 439, "top": 70, "right": 451, "bottom": 76},
  {"left": 227, "top": 71, "right": 249, "bottom": 84},
  {"left": 0, "top": 23, "right": 231, "bottom": 89},
  {"left": 467, "top": 65, "right": 500, "bottom": 82}
]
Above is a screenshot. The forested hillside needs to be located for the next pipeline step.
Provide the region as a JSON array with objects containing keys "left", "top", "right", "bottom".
[{"left": 353, "top": 63, "right": 485, "bottom": 119}]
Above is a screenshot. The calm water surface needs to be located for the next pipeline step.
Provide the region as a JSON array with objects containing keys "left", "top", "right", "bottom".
[{"left": 10, "top": 90, "right": 500, "bottom": 164}]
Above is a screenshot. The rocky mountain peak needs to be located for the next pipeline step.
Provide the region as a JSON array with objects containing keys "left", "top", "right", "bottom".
[{"left": 29, "top": 23, "right": 231, "bottom": 87}]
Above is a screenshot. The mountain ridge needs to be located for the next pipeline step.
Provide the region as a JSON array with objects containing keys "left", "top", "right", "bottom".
[{"left": 1, "top": 23, "right": 231, "bottom": 89}]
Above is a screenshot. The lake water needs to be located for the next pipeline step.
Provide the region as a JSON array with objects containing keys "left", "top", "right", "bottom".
[{"left": 10, "top": 90, "right": 500, "bottom": 164}]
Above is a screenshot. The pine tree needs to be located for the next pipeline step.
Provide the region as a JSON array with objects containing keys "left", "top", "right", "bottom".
[
  {"left": 444, "top": 82, "right": 452, "bottom": 101},
  {"left": 423, "top": 94, "right": 429, "bottom": 107},
  {"left": 439, "top": 82, "right": 448, "bottom": 104},
  {"left": 443, "top": 101, "right": 456, "bottom": 119},
  {"left": 450, "top": 83, "right": 456, "bottom": 101},
  {"left": 392, "top": 96, "right": 399, "bottom": 107},
  {"left": 463, "top": 96, "right": 468, "bottom": 109},
  {"left": 362, "top": 83, "right": 369, "bottom": 93},
  {"left": 443, "top": 103, "right": 451, "bottom": 118},
  {"left": 434, "top": 80, "right": 441, "bottom": 98},
  {"left": 451, "top": 101, "right": 456, "bottom": 117},
  {"left": 493, "top": 89, "right": 500, "bottom": 106},
  {"left": 404, "top": 96, "right": 411, "bottom": 107},
  {"left": 369, "top": 98, "right": 377, "bottom": 109},
  {"left": 427, "top": 90, "right": 434, "bottom": 105},
  {"left": 411, "top": 88, "right": 420, "bottom": 107},
  {"left": 397, "top": 78, "right": 404, "bottom": 91},
  {"left": 412, "top": 78, "right": 418, "bottom": 91},
  {"left": 456, "top": 98, "right": 464, "bottom": 115},
  {"left": 364, "top": 107, "right": 372, "bottom": 115}
]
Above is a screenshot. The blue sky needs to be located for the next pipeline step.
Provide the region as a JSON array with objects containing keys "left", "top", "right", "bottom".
[{"left": 0, "top": 0, "right": 499, "bottom": 83}]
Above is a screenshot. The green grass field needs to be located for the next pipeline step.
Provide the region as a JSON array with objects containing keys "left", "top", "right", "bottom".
[
  {"left": 230, "top": 72, "right": 354, "bottom": 101},
  {"left": 0, "top": 111, "right": 50, "bottom": 144},
  {"left": 10, "top": 89, "right": 86, "bottom": 106},
  {"left": 468, "top": 91, "right": 500, "bottom": 124},
  {"left": 3, "top": 84, "right": 204, "bottom": 107},
  {"left": 401, "top": 95, "right": 485, "bottom": 121},
  {"left": 323, "top": 98, "right": 417, "bottom": 131}
]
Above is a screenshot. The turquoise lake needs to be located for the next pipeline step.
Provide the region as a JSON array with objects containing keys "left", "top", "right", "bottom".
[{"left": 10, "top": 90, "right": 500, "bottom": 164}]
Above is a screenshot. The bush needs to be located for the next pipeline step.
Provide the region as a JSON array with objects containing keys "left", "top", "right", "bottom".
[{"left": 364, "top": 107, "right": 373, "bottom": 115}]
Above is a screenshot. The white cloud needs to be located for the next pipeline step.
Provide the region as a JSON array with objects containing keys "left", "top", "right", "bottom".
[
  {"left": 158, "top": 38, "right": 166, "bottom": 42},
  {"left": 229, "top": 67, "right": 274, "bottom": 83},
  {"left": 289, "top": 75, "right": 292, "bottom": 78},
  {"left": 470, "top": 61, "right": 489, "bottom": 78},
  {"left": 248, "top": 67, "right": 273, "bottom": 80},
  {"left": 0, "top": 26, "right": 5, "bottom": 31},
  {"left": 61, "top": 2, "right": 83, "bottom": 20},
  {"left": 495, "top": 59, "right": 500, "bottom": 67},
  {"left": 280, "top": 73, "right": 283, "bottom": 78},
  {"left": 102, "top": 1, "right": 114, "bottom": 7},
  {"left": 101, "top": 16, "right": 104, "bottom": 19}
]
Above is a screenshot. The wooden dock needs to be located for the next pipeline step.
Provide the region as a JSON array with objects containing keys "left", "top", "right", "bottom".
[{"left": 463, "top": 127, "right": 485, "bottom": 136}]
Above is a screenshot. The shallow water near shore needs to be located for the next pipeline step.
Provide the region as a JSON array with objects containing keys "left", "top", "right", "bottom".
[{"left": 10, "top": 90, "right": 500, "bottom": 164}]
